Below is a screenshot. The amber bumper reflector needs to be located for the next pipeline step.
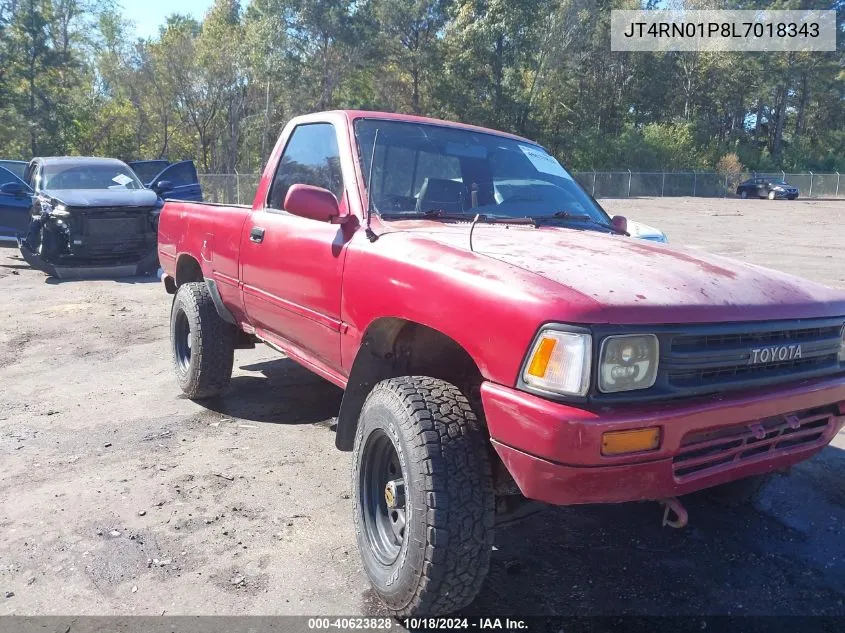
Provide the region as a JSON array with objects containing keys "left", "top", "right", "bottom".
[{"left": 601, "top": 428, "right": 661, "bottom": 456}]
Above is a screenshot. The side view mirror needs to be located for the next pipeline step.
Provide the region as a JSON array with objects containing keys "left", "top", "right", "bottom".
[
  {"left": 153, "top": 180, "right": 173, "bottom": 194},
  {"left": 1, "top": 182, "right": 27, "bottom": 196},
  {"left": 611, "top": 215, "right": 628, "bottom": 234},
  {"left": 284, "top": 184, "right": 347, "bottom": 224}
]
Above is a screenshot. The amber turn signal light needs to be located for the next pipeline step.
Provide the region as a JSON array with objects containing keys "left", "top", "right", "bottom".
[
  {"left": 601, "top": 427, "right": 661, "bottom": 456},
  {"left": 526, "top": 337, "right": 557, "bottom": 377}
]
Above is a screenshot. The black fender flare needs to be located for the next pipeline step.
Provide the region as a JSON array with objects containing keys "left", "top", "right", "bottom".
[
  {"left": 205, "top": 279, "right": 237, "bottom": 325},
  {"left": 335, "top": 337, "right": 397, "bottom": 451}
]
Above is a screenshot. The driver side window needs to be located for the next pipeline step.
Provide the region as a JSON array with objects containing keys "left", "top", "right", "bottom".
[
  {"left": 0, "top": 167, "right": 20, "bottom": 188},
  {"left": 268, "top": 123, "right": 343, "bottom": 210}
]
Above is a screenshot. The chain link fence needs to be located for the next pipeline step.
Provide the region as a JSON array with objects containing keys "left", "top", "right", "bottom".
[
  {"left": 572, "top": 171, "right": 844, "bottom": 199},
  {"left": 197, "top": 174, "right": 262, "bottom": 205},
  {"left": 198, "top": 171, "right": 844, "bottom": 205}
]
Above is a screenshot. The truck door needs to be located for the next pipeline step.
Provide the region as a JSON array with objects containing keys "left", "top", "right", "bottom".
[
  {"left": 0, "top": 166, "right": 34, "bottom": 242},
  {"left": 239, "top": 122, "right": 352, "bottom": 371}
]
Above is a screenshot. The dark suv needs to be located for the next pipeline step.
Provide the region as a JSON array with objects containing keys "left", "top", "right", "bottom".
[{"left": 18, "top": 157, "right": 162, "bottom": 277}]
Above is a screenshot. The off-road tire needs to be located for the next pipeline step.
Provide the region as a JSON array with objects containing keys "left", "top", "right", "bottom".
[
  {"left": 170, "top": 282, "right": 236, "bottom": 399},
  {"left": 706, "top": 473, "right": 772, "bottom": 507},
  {"left": 352, "top": 376, "right": 495, "bottom": 616}
]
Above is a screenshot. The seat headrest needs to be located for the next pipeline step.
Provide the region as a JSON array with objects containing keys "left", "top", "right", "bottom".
[{"left": 416, "top": 178, "right": 465, "bottom": 213}]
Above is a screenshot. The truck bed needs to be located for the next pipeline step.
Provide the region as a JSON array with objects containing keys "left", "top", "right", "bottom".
[
  {"left": 157, "top": 199, "right": 253, "bottom": 316},
  {"left": 160, "top": 199, "right": 251, "bottom": 209}
]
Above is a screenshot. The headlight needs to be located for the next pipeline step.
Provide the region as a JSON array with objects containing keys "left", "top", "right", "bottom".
[
  {"left": 523, "top": 328, "right": 591, "bottom": 396},
  {"left": 599, "top": 334, "right": 659, "bottom": 393},
  {"left": 51, "top": 205, "right": 70, "bottom": 217}
]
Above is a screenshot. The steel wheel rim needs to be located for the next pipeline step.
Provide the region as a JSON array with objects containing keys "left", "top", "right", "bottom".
[
  {"left": 173, "top": 309, "right": 192, "bottom": 373},
  {"left": 360, "top": 429, "right": 406, "bottom": 566}
]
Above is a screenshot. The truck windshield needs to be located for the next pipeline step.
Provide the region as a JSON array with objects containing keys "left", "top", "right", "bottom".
[
  {"left": 354, "top": 119, "right": 608, "bottom": 225},
  {"left": 42, "top": 163, "right": 145, "bottom": 191}
]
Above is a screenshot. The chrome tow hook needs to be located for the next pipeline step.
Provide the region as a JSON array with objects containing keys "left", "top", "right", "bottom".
[{"left": 659, "top": 497, "right": 689, "bottom": 529}]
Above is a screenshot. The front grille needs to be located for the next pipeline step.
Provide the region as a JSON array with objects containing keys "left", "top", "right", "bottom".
[
  {"left": 672, "top": 406, "right": 838, "bottom": 480},
  {"left": 661, "top": 320, "right": 844, "bottom": 396},
  {"left": 86, "top": 217, "right": 143, "bottom": 238},
  {"left": 589, "top": 318, "right": 845, "bottom": 404},
  {"left": 669, "top": 354, "right": 839, "bottom": 387},
  {"left": 671, "top": 324, "right": 842, "bottom": 351},
  {"left": 64, "top": 207, "right": 154, "bottom": 262},
  {"left": 81, "top": 238, "right": 147, "bottom": 258}
]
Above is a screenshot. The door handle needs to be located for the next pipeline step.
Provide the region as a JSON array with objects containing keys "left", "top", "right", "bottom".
[{"left": 250, "top": 226, "right": 265, "bottom": 243}]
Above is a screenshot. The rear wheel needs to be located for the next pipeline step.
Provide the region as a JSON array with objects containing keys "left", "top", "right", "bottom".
[
  {"left": 352, "top": 376, "right": 495, "bottom": 616},
  {"left": 706, "top": 473, "right": 772, "bottom": 507},
  {"left": 170, "top": 282, "right": 237, "bottom": 399}
]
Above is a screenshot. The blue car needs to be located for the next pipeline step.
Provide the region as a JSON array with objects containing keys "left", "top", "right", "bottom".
[
  {"left": 10, "top": 157, "right": 203, "bottom": 277},
  {"left": 1, "top": 158, "right": 203, "bottom": 244}
]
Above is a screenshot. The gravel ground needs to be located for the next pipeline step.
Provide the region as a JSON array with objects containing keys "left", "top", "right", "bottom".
[{"left": 1, "top": 196, "right": 844, "bottom": 617}]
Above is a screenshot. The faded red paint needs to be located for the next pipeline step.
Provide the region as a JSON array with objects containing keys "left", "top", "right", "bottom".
[
  {"left": 622, "top": 238, "right": 738, "bottom": 279},
  {"left": 158, "top": 110, "right": 845, "bottom": 506}
]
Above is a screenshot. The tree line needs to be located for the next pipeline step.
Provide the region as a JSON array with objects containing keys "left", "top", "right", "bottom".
[{"left": 0, "top": 0, "right": 843, "bottom": 175}]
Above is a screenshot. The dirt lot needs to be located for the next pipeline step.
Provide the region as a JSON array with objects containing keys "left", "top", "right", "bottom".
[{"left": 1, "top": 197, "right": 844, "bottom": 617}]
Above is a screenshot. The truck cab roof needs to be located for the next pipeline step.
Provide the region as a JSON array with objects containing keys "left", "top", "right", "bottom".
[{"left": 301, "top": 110, "right": 536, "bottom": 145}]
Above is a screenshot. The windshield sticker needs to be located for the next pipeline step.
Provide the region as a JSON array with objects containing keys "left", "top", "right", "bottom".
[
  {"left": 519, "top": 145, "right": 572, "bottom": 180},
  {"left": 111, "top": 174, "right": 133, "bottom": 186}
]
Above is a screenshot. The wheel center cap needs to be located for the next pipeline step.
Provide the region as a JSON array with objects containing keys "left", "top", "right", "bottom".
[{"left": 384, "top": 479, "right": 404, "bottom": 509}]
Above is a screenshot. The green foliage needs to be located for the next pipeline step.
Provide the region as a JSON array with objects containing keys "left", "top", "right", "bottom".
[{"left": 0, "top": 0, "right": 842, "bottom": 173}]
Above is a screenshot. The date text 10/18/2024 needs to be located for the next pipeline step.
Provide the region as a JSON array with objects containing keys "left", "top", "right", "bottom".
[{"left": 307, "top": 618, "right": 529, "bottom": 630}]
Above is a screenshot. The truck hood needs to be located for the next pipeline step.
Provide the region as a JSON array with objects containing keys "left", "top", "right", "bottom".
[
  {"left": 383, "top": 222, "right": 845, "bottom": 323},
  {"left": 45, "top": 189, "right": 158, "bottom": 208}
]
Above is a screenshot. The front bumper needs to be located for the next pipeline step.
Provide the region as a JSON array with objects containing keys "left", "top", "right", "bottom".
[
  {"left": 482, "top": 376, "right": 845, "bottom": 505},
  {"left": 18, "top": 238, "right": 158, "bottom": 278}
]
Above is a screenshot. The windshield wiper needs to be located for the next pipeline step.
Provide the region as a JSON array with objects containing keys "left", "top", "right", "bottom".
[
  {"left": 529, "top": 211, "right": 627, "bottom": 235},
  {"left": 380, "top": 209, "right": 537, "bottom": 225},
  {"left": 379, "top": 209, "right": 473, "bottom": 221}
]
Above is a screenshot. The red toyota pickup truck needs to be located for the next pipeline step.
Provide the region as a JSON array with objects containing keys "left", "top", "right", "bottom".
[{"left": 158, "top": 110, "right": 845, "bottom": 616}]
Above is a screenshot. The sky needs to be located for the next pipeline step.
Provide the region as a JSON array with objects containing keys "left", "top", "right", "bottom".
[{"left": 119, "top": 0, "right": 216, "bottom": 39}]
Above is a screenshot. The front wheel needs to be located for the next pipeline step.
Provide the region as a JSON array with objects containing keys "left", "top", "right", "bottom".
[
  {"left": 739, "top": 189, "right": 748, "bottom": 199},
  {"left": 352, "top": 377, "right": 495, "bottom": 616},
  {"left": 768, "top": 190, "right": 777, "bottom": 200},
  {"left": 170, "top": 282, "right": 237, "bottom": 399}
]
